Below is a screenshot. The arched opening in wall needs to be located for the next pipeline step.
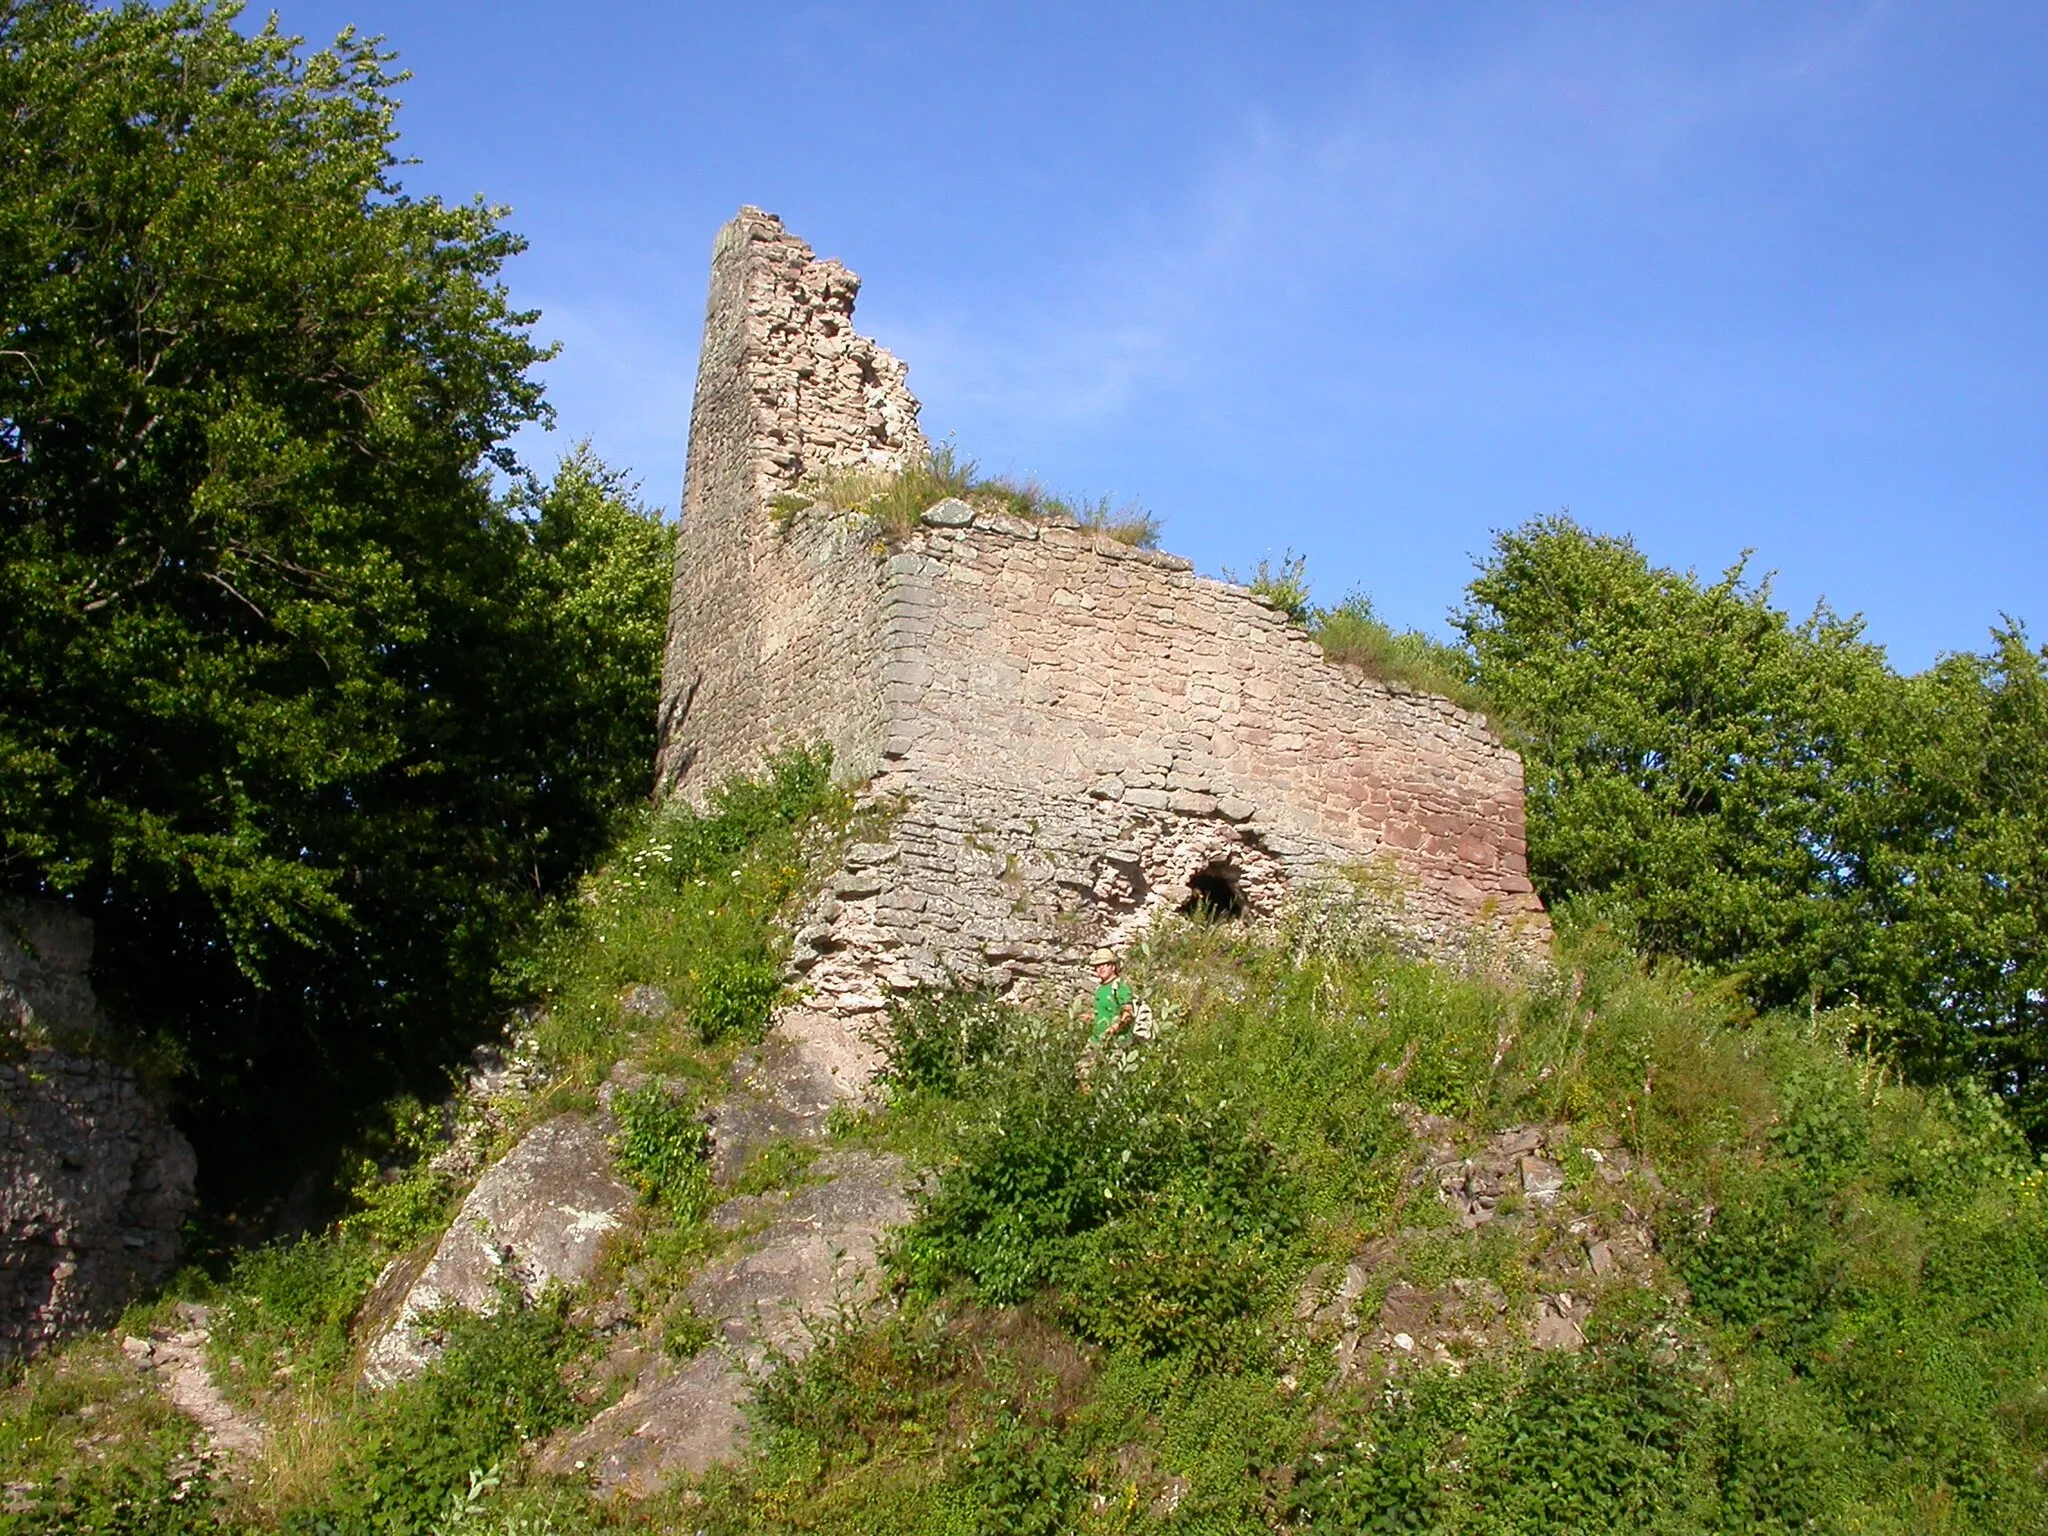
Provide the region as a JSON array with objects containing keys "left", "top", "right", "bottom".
[{"left": 1181, "top": 863, "right": 1246, "bottom": 921}]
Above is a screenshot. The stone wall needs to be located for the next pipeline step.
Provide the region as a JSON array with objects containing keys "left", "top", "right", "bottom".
[
  {"left": 656, "top": 207, "right": 923, "bottom": 794},
  {"left": 657, "top": 209, "right": 1550, "bottom": 1033},
  {"left": 0, "top": 901, "right": 196, "bottom": 1359}
]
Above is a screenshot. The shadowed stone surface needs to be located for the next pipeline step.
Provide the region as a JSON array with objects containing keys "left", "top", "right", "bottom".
[
  {"left": 0, "top": 900, "right": 196, "bottom": 1360},
  {"left": 362, "top": 1114, "right": 634, "bottom": 1385},
  {"left": 540, "top": 1148, "right": 912, "bottom": 1496}
]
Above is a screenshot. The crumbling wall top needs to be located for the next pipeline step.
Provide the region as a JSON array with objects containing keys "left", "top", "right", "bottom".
[{"left": 718, "top": 206, "right": 926, "bottom": 494}]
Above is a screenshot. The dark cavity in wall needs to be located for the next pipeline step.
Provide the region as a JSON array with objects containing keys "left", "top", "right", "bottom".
[{"left": 1181, "top": 863, "right": 1245, "bottom": 920}]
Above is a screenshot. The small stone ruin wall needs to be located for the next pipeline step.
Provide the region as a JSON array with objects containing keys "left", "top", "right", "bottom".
[
  {"left": 655, "top": 206, "right": 925, "bottom": 794},
  {"left": 0, "top": 900, "right": 196, "bottom": 1359},
  {"left": 657, "top": 209, "right": 1550, "bottom": 1031}
]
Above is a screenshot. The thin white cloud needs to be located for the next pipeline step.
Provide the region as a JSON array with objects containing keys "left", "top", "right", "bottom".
[{"left": 890, "top": 3, "right": 1893, "bottom": 430}]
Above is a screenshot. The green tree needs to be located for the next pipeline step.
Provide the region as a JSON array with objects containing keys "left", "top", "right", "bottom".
[
  {"left": 1847, "top": 628, "right": 2048, "bottom": 1131},
  {"left": 1455, "top": 516, "right": 1897, "bottom": 1003},
  {"left": 0, "top": 2, "right": 671, "bottom": 1189},
  {"left": 1458, "top": 516, "right": 2048, "bottom": 1139}
]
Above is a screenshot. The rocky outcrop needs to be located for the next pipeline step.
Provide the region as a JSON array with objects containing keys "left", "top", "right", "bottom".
[
  {"left": 541, "top": 1148, "right": 911, "bottom": 1495},
  {"left": 0, "top": 899, "right": 196, "bottom": 1360},
  {"left": 360, "top": 1114, "right": 636, "bottom": 1385},
  {"left": 1300, "top": 1118, "right": 1666, "bottom": 1379}
]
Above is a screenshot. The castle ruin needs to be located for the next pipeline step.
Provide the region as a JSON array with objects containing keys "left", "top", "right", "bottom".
[{"left": 657, "top": 208, "right": 1548, "bottom": 1039}]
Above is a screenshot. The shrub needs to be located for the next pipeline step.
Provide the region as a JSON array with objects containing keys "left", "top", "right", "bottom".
[
  {"left": 611, "top": 1081, "right": 713, "bottom": 1221},
  {"left": 306, "top": 1287, "right": 590, "bottom": 1536},
  {"left": 752, "top": 1308, "right": 961, "bottom": 1470},
  {"left": 895, "top": 1019, "right": 1300, "bottom": 1326},
  {"left": 1056, "top": 1182, "right": 1283, "bottom": 1366},
  {"left": 690, "top": 947, "right": 783, "bottom": 1042},
  {"left": 937, "top": 1415, "right": 1079, "bottom": 1536},
  {"left": 1290, "top": 1393, "right": 1443, "bottom": 1534},
  {"left": 211, "top": 1231, "right": 384, "bottom": 1400},
  {"left": 340, "top": 1097, "right": 458, "bottom": 1251},
  {"left": 876, "top": 988, "right": 1010, "bottom": 1097}
]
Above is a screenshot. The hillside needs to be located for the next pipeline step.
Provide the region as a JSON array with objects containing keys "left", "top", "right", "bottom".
[
  {"left": 6, "top": 752, "right": 2045, "bottom": 1533},
  {"left": 4, "top": 14, "right": 2047, "bottom": 1533}
]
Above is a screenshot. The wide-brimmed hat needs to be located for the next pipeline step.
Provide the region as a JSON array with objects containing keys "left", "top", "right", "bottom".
[{"left": 1089, "top": 947, "right": 1117, "bottom": 966}]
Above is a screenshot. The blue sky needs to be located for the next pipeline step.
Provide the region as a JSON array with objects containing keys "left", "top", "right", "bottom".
[{"left": 273, "top": 2, "right": 2045, "bottom": 669}]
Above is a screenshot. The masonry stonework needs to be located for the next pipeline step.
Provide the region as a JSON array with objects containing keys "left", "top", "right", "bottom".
[
  {"left": 0, "top": 901, "right": 197, "bottom": 1360},
  {"left": 655, "top": 207, "right": 924, "bottom": 794},
  {"left": 658, "top": 209, "right": 1549, "bottom": 1036}
]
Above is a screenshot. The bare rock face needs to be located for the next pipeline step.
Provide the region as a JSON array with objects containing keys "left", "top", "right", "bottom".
[
  {"left": 361, "top": 1114, "right": 635, "bottom": 1386},
  {"left": 540, "top": 1148, "right": 912, "bottom": 1496},
  {"left": 0, "top": 900, "right": 196, "bottom": 1361}
]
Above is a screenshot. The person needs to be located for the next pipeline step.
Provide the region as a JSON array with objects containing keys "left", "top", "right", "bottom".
[{"left": 1089, "top": 947, "right": 1135, "bottom": 1047}]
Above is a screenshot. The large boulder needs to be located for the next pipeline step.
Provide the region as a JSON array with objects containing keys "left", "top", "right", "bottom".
[
  {"left": 361, "top": 1114, "right": 635, "bottom": 1385},
  {"left": 541, "top": 1148, "right": 911, "bottom": 1494}
]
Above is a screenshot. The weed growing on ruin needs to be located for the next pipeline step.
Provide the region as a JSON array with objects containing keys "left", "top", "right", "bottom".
[
  {"left": 1228, "top": 548, "right": 1314, "bottom": 622},
  {"left": 977, "top": 479, "right": 1163, "bottom": 549},
  {"left": 511, "top": 745, "right": 851, "bottom": 1087},
  {"left": 1312, "top": 591, "right": 1498, "bottom": 715},
  {"left": 1224, "top": 551, "right": 1501, "bottom": 714},
  {"left": 796, "top": 444, "right": 1163, "bottom": 547}
]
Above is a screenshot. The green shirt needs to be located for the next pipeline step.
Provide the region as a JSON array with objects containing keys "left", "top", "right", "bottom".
[{"left": 1092, "top": 979, "right": 1134, "bottom": 1043}]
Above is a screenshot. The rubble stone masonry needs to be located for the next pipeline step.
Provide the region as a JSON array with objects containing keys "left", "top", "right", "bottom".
[
  {"left": 658, "top": 209, "right": 1549, "bottom": 1034},
  {"left": 0, "top": 901, "right": 196, "bottom": 1359}
]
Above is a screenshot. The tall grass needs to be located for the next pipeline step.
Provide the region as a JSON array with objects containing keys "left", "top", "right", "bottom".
[
  {"left": 790, "top": 445, "right": 1163, "bottom": 548},
  {"left": 1220, "top": 550, "right": 1498, "bottom": 714},
  {"left": 1309, "top": 592, "right": 1497, "bottom": 716},
  {"left": 689, "top": 907, "right": 2048, "bottom": 1533}
]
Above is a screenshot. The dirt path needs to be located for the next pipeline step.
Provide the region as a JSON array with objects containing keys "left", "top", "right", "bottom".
[{"left": 122, "top": 1302, "right": 266, "bottom": 1462}]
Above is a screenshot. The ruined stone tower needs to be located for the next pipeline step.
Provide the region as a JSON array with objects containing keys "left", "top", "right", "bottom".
[{"left": 658, "top": 208, "right": 1548, "bottom": 1035}]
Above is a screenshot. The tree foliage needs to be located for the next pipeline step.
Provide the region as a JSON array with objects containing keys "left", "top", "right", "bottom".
[
  {"left": 1459, "top": 516, "right": 2048, "bottom": 1137},
  {"left": 0, "top": 1, "right": 672, "bottom": 1185}
]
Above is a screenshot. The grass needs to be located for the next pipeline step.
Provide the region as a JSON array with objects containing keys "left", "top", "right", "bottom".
[
  {"left": 1222, "top": 555, "right": 1499, "bottom": 715},
  {"left": 509, "top": 744, "right": 858, "bottom": 1099},
  {"left": 10, "top": 775, "right": 2047, "bottom": 1532},
  {"left": 658, "top": 900, "right": 2048, "bottom": 1533},
  {"left": 787, "top": 444, "right": 1163, "bottom": 549},
  {"left": 1309, "top": 593, "right": 1499, "bottom": 717}
]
